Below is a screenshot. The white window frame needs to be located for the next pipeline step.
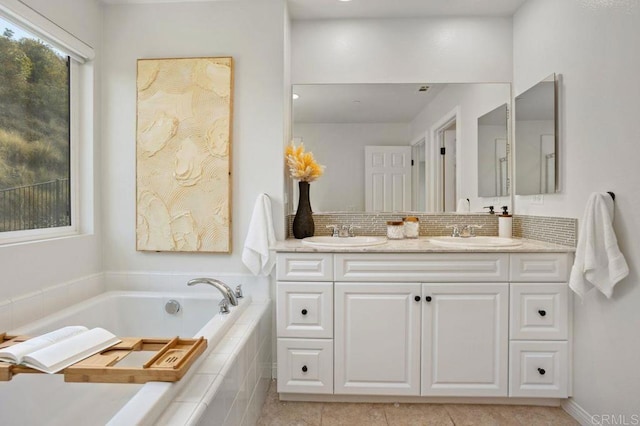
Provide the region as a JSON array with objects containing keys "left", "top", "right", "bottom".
[{"left": 0, "top": 1, "right": 94, "bottom": 245}]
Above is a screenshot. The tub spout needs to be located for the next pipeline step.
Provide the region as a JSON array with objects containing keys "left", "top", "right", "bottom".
[{"left": 187, "top": 278, "right": 239, "bottom": 306}]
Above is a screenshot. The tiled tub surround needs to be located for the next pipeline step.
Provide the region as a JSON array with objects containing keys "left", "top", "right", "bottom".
[
  {"left": 0, "top": 272, "right": 270, "bottom": 334},
  {"left": 1, "top": 272, "right": 272, "bottom": 426},
  {"left": 0, "top": 273, "right": 104, "bottom": 332},
  {"left": 287, "top": 213, "right": 577, "bottom": 247},
  {"left": 133, "top": 302, "right": 273, "bottom": 426}
]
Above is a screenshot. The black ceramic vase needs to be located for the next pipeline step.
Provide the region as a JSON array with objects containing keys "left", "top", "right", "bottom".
[{"left": 292, "top": 181, "right": 314, "bottom": 239}]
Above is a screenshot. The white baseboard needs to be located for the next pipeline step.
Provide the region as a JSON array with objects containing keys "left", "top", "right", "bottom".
[
  {"left": 562, "top": 398, "right": 592, "bottom": 425},
  {"left": 271, "top": 362, "right": 277, "bottom": 379}
]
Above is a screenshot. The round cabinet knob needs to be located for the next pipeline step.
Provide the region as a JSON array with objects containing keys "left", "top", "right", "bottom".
[
  {"left": 538, "top": 310, "right": 547, "bottom": 317},
  {"left": 301, "top": 309, "right": 308, "bottom": 316},
  {"left": 425, "top": 296, "right": 432, "bottom": 302},
  {"left": 414, "top": 296, "right": 421, "bottom": 302},
  {"left": 302, "top": 365, "right": 308, "bottom": 373},
  {"left": 537, "top": 368, "right": 546, "bottom": 375}
]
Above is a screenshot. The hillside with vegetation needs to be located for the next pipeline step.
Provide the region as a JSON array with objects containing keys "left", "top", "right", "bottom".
[
  {"left": 0, "top": 27, "right": 69, "bottom": 190},
  {"left": 0, "top": 26, "right": 70, "bottom": 231}
]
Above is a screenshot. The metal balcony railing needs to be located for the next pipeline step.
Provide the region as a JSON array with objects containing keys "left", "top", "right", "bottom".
[{"left": 0, "top": 178, "right": 70, "bottom": 232}]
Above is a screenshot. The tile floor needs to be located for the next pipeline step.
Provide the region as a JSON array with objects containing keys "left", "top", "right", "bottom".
[{"left": 257, "top": 381, "right": 579, "bottom": 425}]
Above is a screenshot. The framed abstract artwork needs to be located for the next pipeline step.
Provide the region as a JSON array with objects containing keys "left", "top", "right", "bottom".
[{"left": 136, "top": 57, "right": 233, "bottom": 252}]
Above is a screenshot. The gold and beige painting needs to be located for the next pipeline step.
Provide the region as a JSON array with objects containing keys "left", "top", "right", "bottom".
[{"left": 136, "top": 57, "right": 233, "bottom": 252}]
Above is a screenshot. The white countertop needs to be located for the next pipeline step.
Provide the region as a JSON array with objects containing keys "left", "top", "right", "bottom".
[{"left": 273, "top": 237, "right": 575, "bottom": 253}]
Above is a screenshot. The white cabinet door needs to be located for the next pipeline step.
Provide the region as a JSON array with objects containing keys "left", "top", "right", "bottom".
[
  {"left": 364, "top": 146, "right": 412, "bottom": 212},
  {"left": 334, "top": 282, "right": 421, "bottom": 395},
  {"left": 422, "top": 283, "right": 509, "bottom": 397}
]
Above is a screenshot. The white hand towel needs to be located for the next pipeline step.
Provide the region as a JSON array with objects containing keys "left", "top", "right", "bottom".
[
  {"left": 569, "top": 192, "right": 628, "bottom": 299},
  {"left": 242, "top": 194, "right": 276, "bottom": 276},
  {"left": 456, "top": 198, "right": 470, "bottom": 213}
]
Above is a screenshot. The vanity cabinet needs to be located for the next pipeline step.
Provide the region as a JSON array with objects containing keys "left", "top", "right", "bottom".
[{"left": 276, "top": 250, "right": 572, "bottom": 401}]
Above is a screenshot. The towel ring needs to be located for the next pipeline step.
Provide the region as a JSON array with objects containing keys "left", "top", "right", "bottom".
[{"left": 607, "top": 192, "right": 615, "bottom": 201}]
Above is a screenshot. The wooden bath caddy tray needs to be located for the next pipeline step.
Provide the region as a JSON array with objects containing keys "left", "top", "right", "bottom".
[{"left": 0, "top": 333, "right": 207, "bottom": 384}]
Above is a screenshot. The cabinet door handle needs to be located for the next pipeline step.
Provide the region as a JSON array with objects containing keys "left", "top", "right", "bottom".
[
  {"left": 538, "top": 310, "right": 546, "bottom": 317},
  {"left": 302, "top": 365, "right": 308, "bottom": 373},
  {"left": 414, "top": 296, "right": 421, "bottom": 302},
  {"left": 425, "top": 296, "right": 432, "bottom": 302},
  {"left": 537, "top": 368, "right": 546, "bottom": 375},
  {"left": 301, "top": 309, "right": 308, "bottom": 316}
]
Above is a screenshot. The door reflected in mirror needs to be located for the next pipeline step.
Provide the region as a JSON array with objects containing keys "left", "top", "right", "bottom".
[
  {"left": 478, "top": 103, "right": 509, "bottom": 198},
  {"left": 292, "top": 83, "right": 511, "bottom": 213},
  {"left": 515, "top": 73, "right": 558, "bottom": 195}
]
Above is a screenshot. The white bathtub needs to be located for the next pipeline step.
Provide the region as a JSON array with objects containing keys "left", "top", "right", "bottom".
[{"left": 0, "top": 291, "right": 255, "bottom": 425}]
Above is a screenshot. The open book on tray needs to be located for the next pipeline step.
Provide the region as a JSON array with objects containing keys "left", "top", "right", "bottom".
[{"left": 0, "top": 326, "right": 121, "bottom": 374}]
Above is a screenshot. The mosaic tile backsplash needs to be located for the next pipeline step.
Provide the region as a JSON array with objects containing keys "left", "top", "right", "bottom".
[
  {"left": 513, "top": 215, "right": 578, "bottom": 247},
  {"left": 287, "top": 213, "right": 577, "bottom": 247}
]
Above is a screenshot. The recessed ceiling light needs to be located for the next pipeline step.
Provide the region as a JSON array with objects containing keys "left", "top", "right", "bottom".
[
  {"left": 338, "top": 0, "right": 352, "bottom": 2},
  {"left": 292, "top": 93, "right": 300, "bottom": 100}
]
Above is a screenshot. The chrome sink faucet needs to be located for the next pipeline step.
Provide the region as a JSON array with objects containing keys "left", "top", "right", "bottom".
[
  {"left": 446, "top": 224, "right": 483, "bottom": 237},
  {"left": 326, "top": 225, "right": 339, "bottom": 237},
  {"left": 326, "top": 224, "right": 358, "bottom": 237},
  {"left": 446, "top": 225, "right": 461, "bottom": 237},
  {"left": 187, "top": 278, "right": 239, "bottom": 310}
]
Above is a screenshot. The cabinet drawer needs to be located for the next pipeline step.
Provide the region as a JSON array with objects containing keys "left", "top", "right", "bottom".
[
  {"left": 509, "top": 341, "right": 568, "bottom": 398},
  {"left": 335, "top": 253, "right": 509, "bottom": 282},
  {"left": 277, "top": 282, "right": 333, "bottom": 338},
  {"left": 510, "top": 283, "right": 569, "bottom": 340},
  {"left": 510, "top": 254, "right": 570, "bottom": 282},
  {"left": 277, "top": 338, "right": 333, "bottom": 394},
  {"left": 277, "top": 253, "right": 333, "bottom": 281}
]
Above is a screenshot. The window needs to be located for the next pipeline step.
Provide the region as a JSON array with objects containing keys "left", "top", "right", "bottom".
[{"left": 0, "top": 10, "right": 82, "bottom": 243}]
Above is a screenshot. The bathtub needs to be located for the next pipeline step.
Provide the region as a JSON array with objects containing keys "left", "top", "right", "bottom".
[{"left": 0, "top": 290, "right": 270, "bottom": 425}]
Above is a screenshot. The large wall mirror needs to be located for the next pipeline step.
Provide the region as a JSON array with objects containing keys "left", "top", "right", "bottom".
[
  {"left": 515, "top": 73, "right": 558, "bottom": 195},
  {"left": 291, "top": 83, "right": 511, "bottom": 213}
]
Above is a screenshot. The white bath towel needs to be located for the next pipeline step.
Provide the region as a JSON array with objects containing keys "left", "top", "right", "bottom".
[
  {"left": 242, "top": 194, "right": 276, "bottom": 276},
  {"left": 569, "top": 192, "right": 628, "bottom": 299},
  {"left": 456, "top": 198, "right": 470, "bottom": 213}
]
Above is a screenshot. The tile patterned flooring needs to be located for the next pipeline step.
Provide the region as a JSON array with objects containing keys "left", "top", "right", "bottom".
[{"left": 257, "top": 381, "right": 579, "bottom": 426}]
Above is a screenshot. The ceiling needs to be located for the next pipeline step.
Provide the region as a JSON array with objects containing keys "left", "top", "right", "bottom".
[
  {"left": 292, "top": 84, "right": 446, "bottom": 124},
  {"left": 99, "top": 0, "right": 528, "bottom": 19},
  {"left": 287, "top": 0, "right": 528, "bottom": 20}
]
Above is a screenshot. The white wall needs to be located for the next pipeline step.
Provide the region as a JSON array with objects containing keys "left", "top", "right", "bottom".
[
  {"left": 514, "top": 0, "right": 640, "bottom": 417},
  {"left": 101, "top": 0, "right": 287, "bottom": 273},
  {"left": 0, "top": 0, "right": 102, "bottom": 301},
  {"left": 292, "top": 17, "right": 513, "bottom": 84},
  {"left": 408, "top": 84, "right": 511, "bottom": 212},
  {"left": 293, "top": 123, "right": 410, "bottom": 211}
]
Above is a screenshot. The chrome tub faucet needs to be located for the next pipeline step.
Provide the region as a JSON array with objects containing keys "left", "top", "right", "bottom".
[{"left": 187, "top": 278, "right": 239, "bottom": 308}]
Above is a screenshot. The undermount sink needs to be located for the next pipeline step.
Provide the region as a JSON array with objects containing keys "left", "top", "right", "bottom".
[
  {"left": 302, "top": 236, "right": 388, "bottom": 248},
  {"left": 428, "top": 236, "right": 523, "bottom": 248}
]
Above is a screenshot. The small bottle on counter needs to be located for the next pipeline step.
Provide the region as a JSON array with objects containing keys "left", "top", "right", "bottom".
[
  {"left": 498, "top": 206, "right": 513, "bottom": 238},
  {"left": 403, "top": 216, "right": 419, "bottom": 239},
  {"left": 387, "top": 221, "right": 404, "bottom": 240}
]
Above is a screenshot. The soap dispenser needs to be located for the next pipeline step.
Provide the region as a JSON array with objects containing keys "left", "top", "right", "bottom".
[{"left": 498, "top": 206, "right": 512, "bottom": 238}]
